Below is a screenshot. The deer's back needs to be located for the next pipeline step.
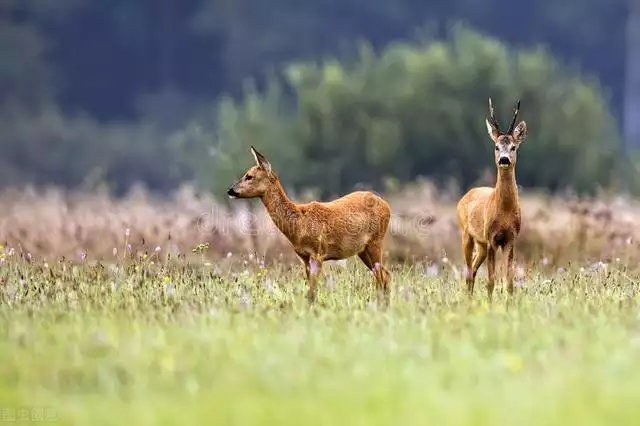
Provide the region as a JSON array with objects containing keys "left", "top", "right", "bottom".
[
  {"left": 303, "top": 191, "right": 388, "bottom": 216},
  {"left": 295, "top": 191, "right": 391, "bottom": 259}
]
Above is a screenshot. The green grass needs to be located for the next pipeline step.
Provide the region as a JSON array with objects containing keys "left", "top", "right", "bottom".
[{"left": 1, "top": 254, "right": 639, "bottom": 426}]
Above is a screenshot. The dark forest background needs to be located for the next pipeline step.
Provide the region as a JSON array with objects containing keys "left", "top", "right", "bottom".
[{"left": 2, "top": 0, "right": 638, "bottom": 199}]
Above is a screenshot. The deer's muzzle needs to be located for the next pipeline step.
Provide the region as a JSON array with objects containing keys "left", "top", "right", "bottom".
[
  {"left": 498, "top": 156, "right": 511, "bottom": 167},
  {"left": 227, "top": 187, "right": 240, "bottom": 198}
]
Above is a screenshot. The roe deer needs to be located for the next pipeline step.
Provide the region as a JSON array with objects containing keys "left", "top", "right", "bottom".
[
  {"left": 227, "top": 146, "right": 392, "bottom": 304},
  {"left": 456, "top": 98, "right": 527, "bottom": 301}
]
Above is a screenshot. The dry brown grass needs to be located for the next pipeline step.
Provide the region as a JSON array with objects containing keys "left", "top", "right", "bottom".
[{"left": 0, "top": 181, "right": 637, "bottom": 268}]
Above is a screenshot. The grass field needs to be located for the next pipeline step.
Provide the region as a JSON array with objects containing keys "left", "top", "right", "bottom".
[{"left": 1, "top": 249, "right": 640, "bottom": 426}]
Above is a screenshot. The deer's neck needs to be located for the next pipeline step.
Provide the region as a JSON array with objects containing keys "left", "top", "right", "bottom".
[
  {"left": 261, "top": 181, "right": 300, "bottom": 240},
  {"left": 494, "top": 167, "right": 519, "bottom": 212}
]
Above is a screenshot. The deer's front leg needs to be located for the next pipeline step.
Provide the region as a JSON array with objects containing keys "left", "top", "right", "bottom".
[
  {"left": 504, "top": 243, "right": 515, "bottom": 296},
  {"left": 306, "top": 257, "right": 323, "bottom": 304},
  {"left": 300, "top": 254, "right": 310, "bottom": 280},
  {"left": 486, "top": 247, "right": 496, "bottom": 302}
]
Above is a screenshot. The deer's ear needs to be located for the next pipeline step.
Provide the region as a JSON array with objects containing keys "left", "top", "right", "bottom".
[
  {"left": 250, "top": 146, "right": 272, "bottom": 173},
  {"left": 513, "top": 121, "right": 527, "bottom": 143},
  {"left": 485, "top": 118, "right": 500, "bottom": 141}
]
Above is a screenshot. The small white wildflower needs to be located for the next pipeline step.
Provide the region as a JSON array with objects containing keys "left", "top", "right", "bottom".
[
  {"left": 226, "top": 252, "right": 233, "bottom": 259},
  {"left": 588, "top": 261, "right": 607, "bottom": 272},
  {"left": 442, "top": 257, "right": 449, "bottom": 264},
  {"left": 556, "top": 267, "right": 566, "bottom": 274},
  {"left": 398, "top": 286, "right": 411, "bottom": 302},
  {"left": 154, "top": 246, "right": 161, "bottom": 253},
  {"left": 615, "top": 258, "right": 621, "bottom": 263},
  {"left": 542, "top": 257, "right": 550, "bottom": 266},
  {"left": 166, "top": 284, "right": 175, "bottom": 297},
  {"left": 112, "top": 247, "right": 118, "bottom": 256},
  {"left": 514, "top": 266, "right": 526, "bottom": 287},
  {"left": 452, "top": 266, "right": 461, "bottom": 281},
  {"left": 125, "top": 228, "right": 131, "bottom": 238},
  {"left": 325, "top": 276, "right": 336, "bottom": 291},
  {"left": 403, "top": 290, "right": 412, "bottom": 302},
  {"left": 239, "top": 293, "right": 251, "bottom": 309},
  {"left": 425, "top": 264, "right": 439, "bottom": 278},
  {"left": 263, "top": 279, "right": 275, "bottom": 295}
]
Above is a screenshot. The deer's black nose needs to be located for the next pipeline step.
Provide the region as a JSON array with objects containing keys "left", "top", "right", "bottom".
[
  {"left": 498, "top": 156, "right": 511, "bottom": 166},
  {"left": 227, "top": 187, "right": 239, "bottom": 198}
]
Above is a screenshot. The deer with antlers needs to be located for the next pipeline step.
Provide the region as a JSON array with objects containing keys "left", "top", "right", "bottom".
[
  {"left": 227, "top": 146, "right": 392, "bottom": 305},
  {"left": 456, "top": 98, "right": 527, "bottom": 301}
]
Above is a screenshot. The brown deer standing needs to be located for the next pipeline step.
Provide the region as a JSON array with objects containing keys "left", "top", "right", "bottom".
[
  {"left": 456, "top": 98, "right": 527, "bottom": 301},
  {"left": 227, "top": 146, "right": 392, "bottom": 305}
]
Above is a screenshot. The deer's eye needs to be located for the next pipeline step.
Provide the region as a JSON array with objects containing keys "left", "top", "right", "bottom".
[
  {"left": 495, "top": 146, "right": 499, "bottom": 151},
  {"left": 245, "top": 175, "right": 253, "bottom": 181},
  {"left": 511, "top": 146, "right": 516, "bottom": 151}
]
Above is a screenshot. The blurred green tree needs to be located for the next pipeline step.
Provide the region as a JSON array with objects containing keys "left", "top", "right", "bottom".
[{"left": 180, "top": 25, "right": 622, "bottom": 199}]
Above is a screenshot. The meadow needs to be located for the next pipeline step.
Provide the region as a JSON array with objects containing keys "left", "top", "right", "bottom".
[{"left": 1, "top": 182, "right": 640, "bottom": 425}]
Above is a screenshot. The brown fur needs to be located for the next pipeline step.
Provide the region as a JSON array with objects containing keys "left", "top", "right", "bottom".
[
  {"left": 456, "top": 98, "right": 527, "bottom": 301},
  {"left": 227, "top": 146, "right": 392, "bottom": 304}
]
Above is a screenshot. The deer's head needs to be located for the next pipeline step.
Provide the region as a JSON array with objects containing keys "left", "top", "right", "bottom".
[
  {"left": 485, "top": 98, "right": 527, "bottom": 170},
  {"left": 227, "top": 146, "right": 276, "bottom": 199}
]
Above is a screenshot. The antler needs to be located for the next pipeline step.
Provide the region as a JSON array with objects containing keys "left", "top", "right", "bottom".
[
  {"left": 487, "top": 97, "right": 502, "bottom": 133},
  {"left": 507, "top": 99, "right": 521, "bottom": 134}
]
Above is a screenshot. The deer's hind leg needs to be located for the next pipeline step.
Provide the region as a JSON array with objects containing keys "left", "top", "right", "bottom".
[
  {"left": 300, "top": 254, "right": 323, "bottom": 304},
  {"left": 466, "top": 242, "right": 488, "bottom": 300},
  {"left": 358, "top": 240, "right": 390, "bottom": 305}
]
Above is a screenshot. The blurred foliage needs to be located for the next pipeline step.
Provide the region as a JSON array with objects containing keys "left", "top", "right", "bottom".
[
  {"left": 180, "top": 26, "right": 623, "bottom": 198},
  {"left": 0, "top": 106, "right": 191, "bottom": 195},
  {"left": 2, "top": 0, "right": 624, "bottom": 121},
  {"left": 0, "top": 0, "right": 630, "bottom": 197},
  {"left": 174, "top": 78, "right": 305, "bottom": 199}
]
